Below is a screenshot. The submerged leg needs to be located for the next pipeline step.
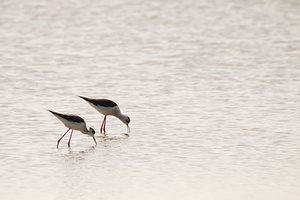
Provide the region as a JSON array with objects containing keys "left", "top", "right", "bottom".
[
  {"left": 68, "top": 129, "right": 74, "bottom": 148},
  {"left": 57, "top": 128, "right": 71, "bottom": 149}
]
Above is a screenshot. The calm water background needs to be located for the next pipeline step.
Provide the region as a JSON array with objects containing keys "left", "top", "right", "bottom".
[{"left": 0, "top": 0, "right": 300, "bottom": 199}]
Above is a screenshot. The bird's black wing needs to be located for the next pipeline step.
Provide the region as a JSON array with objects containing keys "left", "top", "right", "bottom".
[{"left": 79, "top": 96, "right": 117, "bottom": 107}]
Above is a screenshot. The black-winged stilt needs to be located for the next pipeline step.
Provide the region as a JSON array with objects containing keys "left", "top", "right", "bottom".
[
  {"left": 48, "top": 110, "right": 96, "bottom": 148},
  {"left": 79, "top": 96, "right": 130, "bottom": 135}
]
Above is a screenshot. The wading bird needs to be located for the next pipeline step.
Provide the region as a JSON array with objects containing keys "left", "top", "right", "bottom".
[
  {"left": 79, "top": 96, "right": 130, "bottom": 135},
  {"left": 48, "top": 110, "right": 96, "bottom": 148}
]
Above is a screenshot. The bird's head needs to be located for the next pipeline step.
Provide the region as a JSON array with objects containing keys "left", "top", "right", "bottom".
[
  {"left": 88, "top": 127, "right": 97, "bottom": 145},
  {"left": 125, "top": 115, "right": 131, "bottom": 125},
  {"left": 120, "top": 115, "right": 130, "bottom": 133},
  {"left": 88, "top": 127, "right": 95, "bottom": 135},
  {"left": 120, "top": 115, "right": 130, "bottom": 125}
]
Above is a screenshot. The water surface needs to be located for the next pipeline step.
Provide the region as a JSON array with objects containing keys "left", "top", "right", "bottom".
[{"left": 0, "top": 0, "right": 300, "bottom": 199}]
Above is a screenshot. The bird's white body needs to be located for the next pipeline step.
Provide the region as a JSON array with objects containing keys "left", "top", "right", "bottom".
[
  {"left": 54, "top": 114, "right": 89, "bottom": 134},
  {"left": 89, "top": 102, "right": 121, "bottom": 117}
]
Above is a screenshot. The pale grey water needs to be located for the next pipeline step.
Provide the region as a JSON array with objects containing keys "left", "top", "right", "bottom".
[{"left": 0, "top": 0, "right": 300, "bottom": 199}]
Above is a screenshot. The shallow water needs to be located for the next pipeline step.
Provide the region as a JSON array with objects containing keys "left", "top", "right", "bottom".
[{"left": 0, "top": 0, "right": 300, "bottom": 199}]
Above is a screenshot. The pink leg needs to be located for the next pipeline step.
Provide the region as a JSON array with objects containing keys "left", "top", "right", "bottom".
[
  {"left": 100, "top": 115, "right": 106, "bottom": 134},
  {"left": 57, "top": 128, "right": 70, "bottom": 149},
  {"left": 68, "top": 129, "right": 74, "bottom": 148},
  {"left": 100, "top": 116, "right": 104, "bottom": 133},
  {"left": 103, "top": 115, "right": 107, "bottom": 135}
]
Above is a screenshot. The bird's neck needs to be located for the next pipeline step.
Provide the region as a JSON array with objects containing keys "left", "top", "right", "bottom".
[
  {"left": 117, "top": 112, "right": 127, "bottom": 124},
  {"left": 81, "top": 126, "right": 89, "bottom": 135}
]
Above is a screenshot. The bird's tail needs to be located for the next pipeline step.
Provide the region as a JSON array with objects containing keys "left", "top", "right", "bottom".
[
  {"left": 48, "top": 109, "right": 56, "bottom": 114},
  {"left": 48, "top": 110, "right": 62, "bottom": 117},
  {"left": 78, "top": 96, "right": 89, "bottom": 101}
]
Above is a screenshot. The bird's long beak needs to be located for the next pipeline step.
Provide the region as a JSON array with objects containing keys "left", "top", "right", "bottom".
[
  {"left": 127, "top": 124, "right": 130, "bottom": 133},
  {"left": 92, "top": 136, "right": 97, "bottom": 145}
]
